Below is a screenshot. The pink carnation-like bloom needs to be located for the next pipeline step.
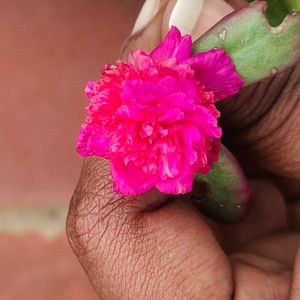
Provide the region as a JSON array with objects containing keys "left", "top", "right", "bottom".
[{"left": 77, "top": 26, "right": 243, "bottom": 196}]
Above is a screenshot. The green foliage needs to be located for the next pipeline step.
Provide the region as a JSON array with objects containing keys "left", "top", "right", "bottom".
[
  {"left": 193, "top": 1, "right": 300, "bottom": 86},
  {"left": 248, "top": 0, "right": 300, "bottom": 26}
]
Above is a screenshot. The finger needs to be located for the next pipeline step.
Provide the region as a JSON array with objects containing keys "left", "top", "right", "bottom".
[
  {"left": 231, "top": 235, "right": 295, "bottom": 300},
  {"left": 291, "top": 246, "right": 300, "bottom": 300},
  {"left": 230, "top": 231, "right": 299, "bottom": 299},
  {"left": 131, "top": 0, "right": 161, "bottom": 35},
  {"left": 242, "top": 231, "right": 300, "bottom": 267},
  {"left": 210, "top": 179, "right": 288, "bottom": 253},
  {"left": 131, "top": 0, "right": 170, "bottom": 35},
  {"left": 127, "top": 0, "right": 246, "bottom": 54},
  {"left": 162, "top": 0, "right": 235, "bottom": 41},
  {"left": 67, "top": 158, "right": 232, "bottom": 299},
  {"left": 220, "top": 65, "right": 300, "bottom": 181},
  {"left": 225, "top": 0, "right": 248, "bottom": 9}
]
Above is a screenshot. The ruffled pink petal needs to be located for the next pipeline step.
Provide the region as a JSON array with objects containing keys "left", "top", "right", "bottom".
[
  {"left": 150, "top": 26, "right": 192, "bottom": 63},
  {"left": 185, "top": 49, "right": 244, "bottom": 101},
  {"left": 121, "top": 79, "right": 169, "bottom": 104},
  {"left": 111, "top": 159, "right": 157, "bottom": 195},
  {"left": 159, "top": 92, "right": 196, "bottom": 112},
  {"left": 77, "top": 27, "right": 237, "bottom": 196},
  {"left": 155, "top": 162, "right": 195, "bottom": 194},
  {"left": 129, "top": 50, "right": 155, "bottom": 70},
  {"left": 159, "top": 108, "right": 185, "bottom": 123},
  {"left": 155, "top": 129, "right": 200, "bottom": 194},
  {"left": 157, "top": 151, "right": 181, "bottom": 180},
  {"left": 77, "top": 124, "right": 110, "bottom": 157}
]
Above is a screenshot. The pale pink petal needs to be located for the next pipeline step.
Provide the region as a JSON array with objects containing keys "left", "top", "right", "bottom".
[
  {"left": 111, "top": 159, "right": 156, "bottom": 195},
  {"left": 151, "top": 26, "right": 192, "bottom": 63},
  {"left": 155, "top": 163, "right": 195, "bottom": 194},
  {"left": 130, "top": 50, "right": 154, "bottom": 70},
  {"left": 157, "top": 151, "right": 181, "bottom": 180},
  {"left": 185, "top": 49, "right": 244, "bottom": 101}
]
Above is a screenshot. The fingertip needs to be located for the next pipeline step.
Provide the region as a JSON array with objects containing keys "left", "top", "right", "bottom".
[
  {"left": 162, "top": 0, "right": 234, "bottom": 41},
  {"left": 131, "top": 0, "right": 161, "bottom": 35}
]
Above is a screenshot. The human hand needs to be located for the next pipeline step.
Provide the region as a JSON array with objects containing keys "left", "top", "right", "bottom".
[{"left": 67, "top": 1, "right": 300, "bottom": 299}]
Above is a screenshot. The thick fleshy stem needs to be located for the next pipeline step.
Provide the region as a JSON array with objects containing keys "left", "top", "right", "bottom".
[
  {"left": 193, "top": 1, "right": 300, "bottom": 86},
  {"left": 193, "top": 145, "right": 250, "bottom": 223},
  {"left": 248, "top": 0, "right": 300, "bottom": 26}
]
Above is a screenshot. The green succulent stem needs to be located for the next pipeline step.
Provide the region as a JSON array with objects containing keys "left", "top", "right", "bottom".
[
  {"left": 194, "top": 146, "right": 250, "bottom": 223},
  {"left": 248, "top": 0, "right": 300, "bottom": 25},
  {"left": 193, "top": 1, "right": 300, "bottom": 86}
]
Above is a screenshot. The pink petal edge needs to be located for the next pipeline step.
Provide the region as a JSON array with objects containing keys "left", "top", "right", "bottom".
[
  {"left": 150, "top": 26, "right": 192, "bottom": 63},
  {"left": 185, "top": 49, "right": 244, "bottom": 101}
]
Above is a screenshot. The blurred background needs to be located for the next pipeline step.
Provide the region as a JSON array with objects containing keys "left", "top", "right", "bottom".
[{"left": 0, "top": 0, "right": 144, "bottom": 299}]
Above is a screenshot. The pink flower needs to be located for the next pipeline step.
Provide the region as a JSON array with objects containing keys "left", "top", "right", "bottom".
[{"left": 77, "top": 26, "right": 243, "bottom": 196}]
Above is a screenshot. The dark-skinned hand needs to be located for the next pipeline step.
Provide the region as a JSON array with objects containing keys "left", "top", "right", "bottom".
[{"left": 67, "top": 1, "right": 300, "bottom": 299}]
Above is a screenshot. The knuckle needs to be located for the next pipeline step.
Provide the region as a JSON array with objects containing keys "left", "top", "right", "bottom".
[{"left": 66, "top": 157, "right": 125, "bottom": 257}]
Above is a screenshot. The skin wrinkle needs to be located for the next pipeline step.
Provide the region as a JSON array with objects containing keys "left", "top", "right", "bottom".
[
  {"left": 246, "top": 232, "right": 300, "bottom": 266},
  {"left": 244, "top": 75, "right": 288, "bottom": 126},
  {"left": 232, "top": 261, "right": 291, "bottom": 300},
  {"left": 222, "top": 78, "right": 276, "bottom": 129},
  {"left": 235, "top": 81, "right": 273, "bottom": 127},
  {"left": 126, "top": 248, "right": 153, "bottom": 292},
  {"left": 132, "top": 227, "right": 180, "bottom": 297},
  {"left": 137, "top": 242, "right": 171, "bottom": 298},
  {"left": 68, "top": 184, "right": 129, "bottom": 262},
  {"left": 243, "top": 114, "right": 299, "bottom": 177},
  {"left": 75, "top": 194, "right": 124, "bottom": 240},
  {"left": 232, "top": 252, "right": 291, "bottom": 274},
  {"left": 259, "top": 72, "right": 300, "bottom": 140},
  {"left": 129, "top": 241, "right": 176, "bottom": 299},
  {"left": 221, "top": 67, "right": 295, "bottom": 137},
  {"left": 221, "top": 66, "right": 297, "bottom": 130},
  {"left": 290, "top": 248, "right": 300, "bottom": 299},
  {"left": 218, "top": 65, "right": 300, "bottom": 180}
]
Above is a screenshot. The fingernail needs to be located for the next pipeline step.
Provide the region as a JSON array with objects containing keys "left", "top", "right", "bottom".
[
  {"left": 192, "top": 0, "right": 234, "bottom": 40},
  {"left": 168, "top": 0, "right": 204, "bottom": 36},
  {"left": 164, "top": 0, "right": 234, "bottom": 41},
  {"left": 132, "top": 0, "right": 161, "bottom": 34}
]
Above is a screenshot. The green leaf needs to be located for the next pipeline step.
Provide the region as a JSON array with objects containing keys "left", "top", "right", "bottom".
[
  {"left": 248, "top": 0, "right": 300, "bottom": 26},
  {"left": 194, "top": 146, "right": 250, "bottom": 223},
  {"left": 193, "top": 1, "right": 300, "bottom": 86}
]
